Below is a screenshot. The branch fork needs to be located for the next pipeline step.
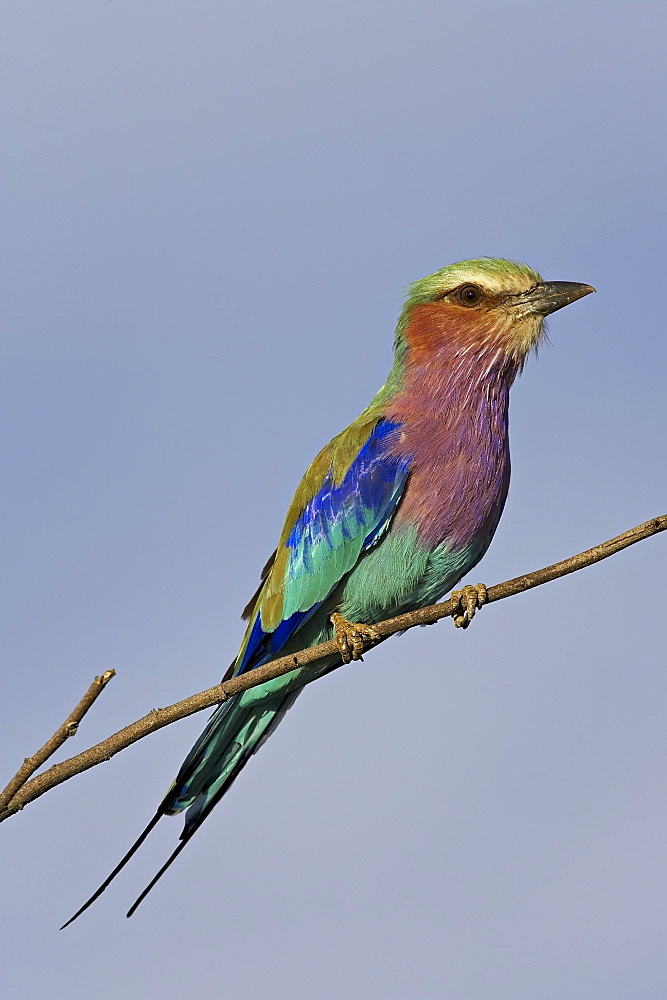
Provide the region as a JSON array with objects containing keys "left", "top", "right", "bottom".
[{"left": 2, "top": 516, "right": 665, "bottom": 823}]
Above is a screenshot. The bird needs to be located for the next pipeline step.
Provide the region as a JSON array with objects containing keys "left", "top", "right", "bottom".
[{"left": 62, "top": 257, "right": 594, "bottom": 925}]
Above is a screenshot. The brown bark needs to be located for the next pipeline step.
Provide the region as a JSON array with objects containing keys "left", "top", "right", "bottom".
[{"left": 1, "top": 515, "right": 665, "bottom": 823}]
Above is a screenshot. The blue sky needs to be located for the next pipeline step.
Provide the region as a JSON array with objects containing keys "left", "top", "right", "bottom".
[{"left": 2, "top": 3, "right": 666, "bottom": 997}]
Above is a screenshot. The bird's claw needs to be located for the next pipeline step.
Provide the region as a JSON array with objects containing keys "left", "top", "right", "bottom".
[
  {"left": 450, "top": 583, "right": 488, "bottom": 629},
  {"left": 330, "top": 613, "right": 380, "bottom": 663}
]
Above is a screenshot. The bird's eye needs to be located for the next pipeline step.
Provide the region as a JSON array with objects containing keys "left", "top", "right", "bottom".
[{"left": 457, "top": 284, "right": 484, "bottom": 307}]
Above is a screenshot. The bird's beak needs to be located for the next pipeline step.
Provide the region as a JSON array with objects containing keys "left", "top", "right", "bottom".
[{"left": 509, "top": 281, "right": 596, "bottom": 317}]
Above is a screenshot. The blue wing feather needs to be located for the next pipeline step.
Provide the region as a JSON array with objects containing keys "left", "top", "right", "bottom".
[
  {"left": 162, "top": 420, "right": 410, "bottom": 822},
  {"left": 236, "top": 419, "right": 409, "bottom": 675}
]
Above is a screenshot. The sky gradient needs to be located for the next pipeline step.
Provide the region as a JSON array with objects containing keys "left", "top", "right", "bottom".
[{"left": 2, "top": 3, "right": 666, "bottom": 998}]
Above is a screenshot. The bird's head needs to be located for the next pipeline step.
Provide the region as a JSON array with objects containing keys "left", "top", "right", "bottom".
[{"left": 397, "top": 258, "right": 594, "bottom": 368}]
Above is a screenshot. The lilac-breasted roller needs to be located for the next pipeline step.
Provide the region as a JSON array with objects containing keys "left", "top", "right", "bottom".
[{"left": 64, "top": 258, "right": 594, "bottom": 924}]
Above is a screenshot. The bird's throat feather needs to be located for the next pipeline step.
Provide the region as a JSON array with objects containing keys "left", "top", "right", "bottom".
[{"left": 385, "top": 305, "right": 520, "bottom": 550}]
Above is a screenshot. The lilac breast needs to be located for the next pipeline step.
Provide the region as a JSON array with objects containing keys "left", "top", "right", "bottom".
[{"left": 385, "top": 344, "right": 518, "bottom": 551}]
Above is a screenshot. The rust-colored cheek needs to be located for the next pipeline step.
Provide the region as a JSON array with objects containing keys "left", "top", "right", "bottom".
[{"left": 404, "top": 303, "right": 508, "bottom": 360}]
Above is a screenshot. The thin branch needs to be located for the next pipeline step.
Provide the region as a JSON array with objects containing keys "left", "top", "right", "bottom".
[
  {"left": 0, "top": 670, "right": 115, "bottom": 813},
  {"left": 2, "top": 515, "right": 665, "bottom": 823}
]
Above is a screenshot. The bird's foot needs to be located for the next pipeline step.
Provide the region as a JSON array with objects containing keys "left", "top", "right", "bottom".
[
  {"left": 450, "top": 583, "right": 488, "bottom": 629},
  {"left": 330, "top": 613, "right": 381, "bottom": 663}
]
